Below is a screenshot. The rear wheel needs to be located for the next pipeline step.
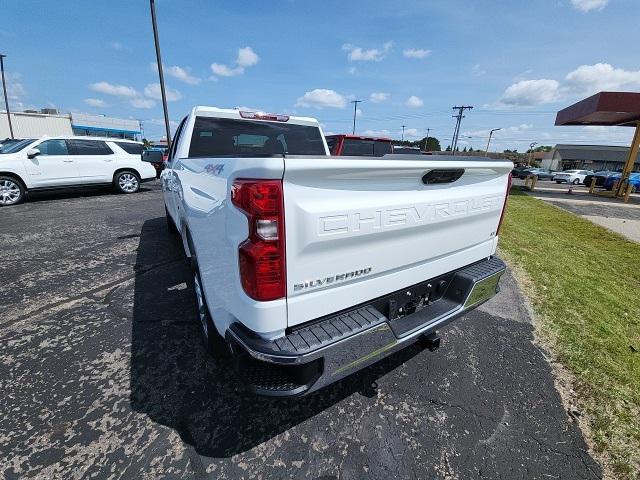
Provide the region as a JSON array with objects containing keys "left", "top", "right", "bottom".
[
  {"left": 572, "top": 178, "right": 580, "bottom": 185},
  {"left": 114, "top": 171, "right": 140, "bottom": 194},
  {"left": 191, "top": 257, "right": 229, "bottom": 358},
  {"left": 0, "top": 176, "right": 25, "bottom": 206}
]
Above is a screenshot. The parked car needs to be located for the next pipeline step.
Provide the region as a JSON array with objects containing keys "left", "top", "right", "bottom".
[
  {"left": 144, "top": 146, "right": 169, "bottom": 178},
  {"left": 511, "top": 166, "right": 531, "bottom": 178},
  {"left": 603, "top": 172, "right": 640, "bottom": 193},
  {"left": 392, "top": 146, "right": 423, "bottom": 154},
  {"left": 0, "top": 136, "right": 155, "bottom": 206},
  {"left": 155, "top": 106, "right": 511, "bottom": 396},
  {"left": 517, "top": 167, "right": 556, "bottom": 180},
  {"left": 583, "top": 170, "right": 618, "bottom": 186},
  {"left": 325, "top": 134, "right": 392, "bottom": 156},
  {"left": 553, "top": 169, "right": 594, "bottom": 184}
]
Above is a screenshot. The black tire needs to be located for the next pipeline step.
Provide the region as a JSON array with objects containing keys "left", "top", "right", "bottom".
[
  {"left": 0, "top": 176, "right": 26, "bottom": 206},
  {"left": 555, "top": 180, "right": 562, "bottom": 184},
  {"left": 190, "top": 257, "right": 229, "bottom": 358},
  {"left": 113, "top": 170, "right": 141, "bottom": 194},
  {"left": 165, "top": 206, "right": 179, "bottom": 235}
]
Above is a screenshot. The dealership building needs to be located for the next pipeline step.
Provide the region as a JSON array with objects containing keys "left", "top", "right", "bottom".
[
  {"left": 542, "top": 144, "right": 640, "bottom": 171},
  {"left": 0, "top": 110, "right": 142, "bottom": 140}
]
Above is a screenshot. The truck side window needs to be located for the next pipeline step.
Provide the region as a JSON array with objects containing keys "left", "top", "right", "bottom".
[{"left": 168, "top": 117, "right": 187, "bottom": 164}]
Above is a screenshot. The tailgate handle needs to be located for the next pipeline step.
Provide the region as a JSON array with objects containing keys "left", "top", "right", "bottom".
[{"left": 422, "top": 169, "right": 464, "bottom": 185}]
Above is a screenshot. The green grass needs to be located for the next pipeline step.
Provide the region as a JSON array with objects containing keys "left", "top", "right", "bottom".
[{"left": 499, "top": 188, "right": 640, "bottom": 479}]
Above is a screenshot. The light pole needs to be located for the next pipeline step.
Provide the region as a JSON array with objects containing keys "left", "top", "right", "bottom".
[
  {"left": 528, "top": 142, "right": 537, "bottom": 166},
  {"left": 484, "top": 128, "right": 501, "bottom": 157},
  {"left": 149, "top": 0, "right": 171, "bottom": 149},
  {"left": 0, "top": 54, "right": 14, "bottom": 139},
  {"left": 423, "top": 127, "right": 430, "bottom": 151},
  {"left": 401, "top": 125, "right": 406, "bottom": 142},
  {"left": 350, "top": 99, "right": 362, "bottom": 135}
]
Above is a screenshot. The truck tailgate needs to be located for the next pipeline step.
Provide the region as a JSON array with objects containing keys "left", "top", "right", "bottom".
[{"left": 283, "top": 156, "right": 512, "bottom": 327}]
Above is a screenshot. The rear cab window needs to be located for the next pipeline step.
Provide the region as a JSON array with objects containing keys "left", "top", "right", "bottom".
[
  {"left": 341, "top": 139, "right": 392, "bottom": 156},
  {"left": 188, "top": 117, "right": 326, "bottom": 157}
]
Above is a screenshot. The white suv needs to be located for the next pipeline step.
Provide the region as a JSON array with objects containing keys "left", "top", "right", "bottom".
[{"left": 0, "top": 136, "right": 157, "bottom": 206}]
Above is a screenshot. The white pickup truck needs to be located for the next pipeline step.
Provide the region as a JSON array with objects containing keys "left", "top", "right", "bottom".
[{"left": 148, "top": 106, "right": 512, "bottom": 396}]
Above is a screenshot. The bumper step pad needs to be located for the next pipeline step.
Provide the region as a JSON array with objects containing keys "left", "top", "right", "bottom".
[{"left": 228, "top": 256, "right": 506, "bottom": 396}]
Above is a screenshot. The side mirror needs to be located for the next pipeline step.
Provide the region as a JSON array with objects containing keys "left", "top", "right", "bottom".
[
  {"left": 27, "top": 148, "right": 40, "bottom": 159},
  {"left": 141, "top": 150, "right": 164, "bottom": 163}
]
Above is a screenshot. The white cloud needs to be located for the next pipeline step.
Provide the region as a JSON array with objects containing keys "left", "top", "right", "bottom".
[
  {"left": 363, "top": 129, "right": 391, "bottom": 137},
  {"left": 508, "top": 123, "right": 533, "bottom": 132},
  {"left": 84, "top": 98, "right": 106, "bottom": 108},
  {"left": 236, "top": 46, "right": 259, "bottom": 68},
  {"left": 497, "top": 63, "right": 640, "bottom": 107},
  {"left": 342, "top": 41, "right": 392, "bottom": 62},
  {"left": 130, "top": 98, "right": 155, "bottom": 109},
  {"left": 563, "top": 63, "right": 640, "bottom": 95},
  {"left": 403, "top": 48, "right": 431, "bottom": 59},
  {"left": 295, "top": 89, "right": 347, "bottom": 109},
  {"left": 356, "top": 108, "right": 363, "bottom": 117},
  {"left": 570, "top": 0, "right": 609, "bottom": 12},
  {"left": 472, "top": 64, "right": 486, "bottom": 77},
  {"left": 370, "top": 92, "right": 389, "bottom": 103},
  {"left": 211, "top": 64, "right": 244, "bottom": 77},
  {"left": 403, "top": 128, "right": 421, "bottom": 139},
  {"left": 90, "top": 81, "right": 138, "bottom": 98},
  {"left": 166, "top": 65, "right": 201, "bottom": 85},
  {"left": 210, "top": 46, "right": 259, "bottom": 78},
  {"left": 5, "top": 73, "right": 25, "bottom": 101},
  {"left": 405, "top": 95, "right": 424, "bottom": 108},
  {"left": 465, "top": 124, "right": 533, "bottom": 138},
  {"left": 348, "top": 67, "right": 357, "bottom": 75},
  {"left": 498, "top": 79, "right": 560, "bottom": 106},
  {"left": 149, "top": 117, "right": 180, "bottom": 129},
  {"left": 109, "top": 42, "right": 126, "bottom": 51},
  {"left": 143, "top": 83, "right": 182, "bottom": 101}
]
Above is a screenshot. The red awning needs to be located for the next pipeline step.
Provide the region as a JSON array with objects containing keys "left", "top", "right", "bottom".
[{"left": 555, "top": 91, "right": 640, "bottom": 127}]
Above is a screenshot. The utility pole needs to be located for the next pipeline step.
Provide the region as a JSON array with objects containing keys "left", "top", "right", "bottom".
[
  {"left": 451, "top": 105, "right": 473, "bottom": 153},
  {"left": 401, "top": 125, "right": 406, "bottom": 142},
  {"left": 423, "top": 127, "right": 430, "bottom": 151},
  {"left": 528, "top": 142, "right": 537, "bottom": 166},
  {"left": 149, "top": 0, "right": 171, "bottom": 149},
  {"left": 350, "top": 100, "right": 362, "bottom": 134},
  {"left": 485, "top": 128, "right": 501, "bottom": 157},
  {"left": 0, "top": 54, "right": 14, "bottom": 139}
]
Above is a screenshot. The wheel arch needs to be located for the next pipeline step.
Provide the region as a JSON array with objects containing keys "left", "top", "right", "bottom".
[
  {"left": 0, "top": 171, "right": 28, "bottom": 190},
  {"left": 112, "top": 167, "right": 141, "bottom": 182}
]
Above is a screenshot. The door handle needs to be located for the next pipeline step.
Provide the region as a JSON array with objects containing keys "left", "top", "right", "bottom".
[{"left": 63, "top": 160, "right": 73, "bottom": 163}]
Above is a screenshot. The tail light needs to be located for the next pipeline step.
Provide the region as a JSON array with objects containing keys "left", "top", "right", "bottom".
[
  {"left": 496, "top": 173, "right": 512, "bottom": 235},
  {"left": 232, "top": 179, "right": 286, "bottom": 301}
]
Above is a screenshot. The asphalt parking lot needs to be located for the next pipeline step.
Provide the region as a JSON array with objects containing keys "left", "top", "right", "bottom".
[{"left": 0, "top": 182, "right": 601, "bottom": 479}]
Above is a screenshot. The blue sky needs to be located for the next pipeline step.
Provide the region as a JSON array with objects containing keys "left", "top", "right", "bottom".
[{"left": 1, "top": 0, "right": 639, "bottom": 150}]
